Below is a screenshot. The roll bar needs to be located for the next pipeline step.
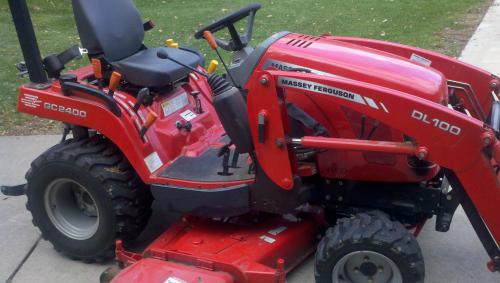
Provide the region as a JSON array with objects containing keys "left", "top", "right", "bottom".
[{"left": 8, "top": 0, "right": 48, "bottom": 84}]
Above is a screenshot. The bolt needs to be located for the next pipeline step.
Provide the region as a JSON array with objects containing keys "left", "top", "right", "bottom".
[
  {"left": 446, "top": 194, "right": 452, "bottom": 201},
  {"left": 338, "top": 196, "right": 343, "bottom": 202},
  {"left": 483, "top": 136, "right": 492, "bottom": 147},
  {"left": 364, "top": 256, "right": 370, "bottom": 262},
  {"left": 415, "top": 146, "right": 428, "bottom": 160},
  {"left": 378, "top": 266, "right": 384, "bottom": 273},
  {"left": 354, "top": 267, "right": 360, "bottom": 273},
  {"left": 275, "top": 138, "right": 285, "bottom": 149},
  {"left": 325, "top": 194, "right": 331, "bottom": 201},
  {"left": 481, "top": 131, "right": 496, "bottom": 148},
  {"left": 367, "top": 278, "right": 374, "bottom": 283},
  {"left": 260, "top": 77, "right": 269, "bottom": 86},
  {"left": 491, "top": 79, "right": 500, "bottom": 93}
]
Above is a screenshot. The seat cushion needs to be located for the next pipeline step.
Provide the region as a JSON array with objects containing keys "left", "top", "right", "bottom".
[{"left": 111, "top": 47, "right": 202, "bottom": 88}]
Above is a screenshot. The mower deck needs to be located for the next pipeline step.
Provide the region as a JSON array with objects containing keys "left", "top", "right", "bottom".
[{"left": 113, "top": 213, "right": 321, "bottom": 283}]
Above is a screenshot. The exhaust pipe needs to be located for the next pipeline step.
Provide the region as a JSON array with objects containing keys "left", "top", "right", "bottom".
[{"left": 8, "top": 0, "right": 48, "bottom": 85}]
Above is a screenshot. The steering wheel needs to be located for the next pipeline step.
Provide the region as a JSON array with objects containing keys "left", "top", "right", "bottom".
[{"left": 194, "top": 3, "right": 261, "bottom": 51}]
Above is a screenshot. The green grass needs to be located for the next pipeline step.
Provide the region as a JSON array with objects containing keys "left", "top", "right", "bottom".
[{"left": 0, "top": 0, "right": 487, "bottom": 134}]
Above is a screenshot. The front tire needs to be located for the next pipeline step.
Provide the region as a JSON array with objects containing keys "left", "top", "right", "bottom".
[
  {"left": 315, "top": 211, "right": 424, "bottom": 283},
  {"left": 26, "top": 136, "right": 152, "bottom": 261}
]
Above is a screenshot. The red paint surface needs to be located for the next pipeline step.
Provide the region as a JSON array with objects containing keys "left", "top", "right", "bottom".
[{"left": 113, "top": 215, "right": 320, "bottom": 283}]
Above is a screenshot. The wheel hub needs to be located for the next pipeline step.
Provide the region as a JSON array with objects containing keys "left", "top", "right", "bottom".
[
  {"left": 44, "top": 178, "right": 99, "bottom": 240},
  {"left": 332, "top": 251, "right": 403, "bottom": 283},
  {"left": 359, "top": 261, "right": 378, "bottom": 277}
]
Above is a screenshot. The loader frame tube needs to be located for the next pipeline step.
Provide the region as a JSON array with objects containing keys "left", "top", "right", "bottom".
[{"left": 445, "top": 170, "right": 500, "bottom": 271}]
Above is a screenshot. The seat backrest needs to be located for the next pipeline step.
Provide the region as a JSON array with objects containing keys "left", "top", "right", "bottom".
[{"left": 71, "top": 0, "right": 144, "bottom": 62}]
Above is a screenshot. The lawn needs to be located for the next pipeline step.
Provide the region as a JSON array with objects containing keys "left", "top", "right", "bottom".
[{"left": 0, "top": 0, "right": 489, "bottom": 135}]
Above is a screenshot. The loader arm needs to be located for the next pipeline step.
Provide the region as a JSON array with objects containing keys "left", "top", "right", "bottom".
[{"left": 247, "top": 70, "right": 500, "bottom": 268}]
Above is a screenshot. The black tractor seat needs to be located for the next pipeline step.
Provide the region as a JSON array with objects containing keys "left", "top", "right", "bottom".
[
  {"left": 111, "top": 47, "right": 200, "bottom": 88},
  {"left": 72, "top": 0, "right": 202, "bottom": 88}
]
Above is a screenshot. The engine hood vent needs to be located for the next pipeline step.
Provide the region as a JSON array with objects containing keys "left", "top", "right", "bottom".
[{"left": 286, "top": 35, "right": 320, "bottom": 48}]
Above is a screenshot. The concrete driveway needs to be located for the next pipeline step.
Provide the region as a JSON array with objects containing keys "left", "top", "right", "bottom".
[{"left": 3, "top": 1, "right": 500, "bottom": 282}]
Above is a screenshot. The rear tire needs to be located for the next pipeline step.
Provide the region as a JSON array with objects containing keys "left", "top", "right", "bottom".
[
  {"left": 315, "top": 211, "right": 424, "bottom": 283},
  {"left": 25, "top": 136, "right": 152, "bottom": 261}
]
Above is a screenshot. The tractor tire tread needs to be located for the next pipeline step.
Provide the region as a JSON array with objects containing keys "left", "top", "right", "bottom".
[
  {"left": 315, "top": 211, "right": 424, "bottom": 283},
  {"left": 25, "top": 135, "right": 152, "bottom": 262}
]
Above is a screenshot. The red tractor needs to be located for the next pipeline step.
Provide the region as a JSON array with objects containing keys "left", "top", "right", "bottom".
[{"left": 3, "top": 0, "right": 500, "bottom": 282}]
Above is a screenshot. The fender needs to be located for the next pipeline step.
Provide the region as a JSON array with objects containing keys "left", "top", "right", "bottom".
[{"left": 18, "top": 79, "right": 155, "bottom": 183}]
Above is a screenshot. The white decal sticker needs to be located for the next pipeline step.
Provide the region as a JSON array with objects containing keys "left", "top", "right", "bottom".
[
  {"left": 278, "top": 76, "right": 367, "bottom": 105},
  {"left": 43, "top": 102, "right": 87, "bottom": 117},
  {"left": 180, "top": 109, "right": 197, "bottom": 121},
  {"left": 144, "top": 152, "right": 163, "bottom": 173},
  {"left": 21, "top": 94, "right": 42, "bottom": 108},
  {"left": 268, "top": 226, "right": 287, "bottom": 236},
  {"left": 411, "top": 109, "right": 461, "bottom": 136},
  {"left": 113, "top": 92, "right": 126, "bottom": 99},
  {"left": 380, "top": 102, "right": 390, "bottom": 113},
  {"left": 364, "top": 97, "right": 379, "bottom": 110},
  {"left": 164, "top": 277, "right": 186, "bottom": 283},
  {"left": 114, "top": 97, "right": 135, "bottom": 117},
  {"left": 264, "top": 59, "right": 341, "bottom": 78},
  {"left": 410, "top": 53, "right": 432, "bottom": 67},
  {"left": 260, "top": 235, "right": 276, "bottom": 244},
  {"left": 162, "top": 93, "right": 189, "bottom": 117}
]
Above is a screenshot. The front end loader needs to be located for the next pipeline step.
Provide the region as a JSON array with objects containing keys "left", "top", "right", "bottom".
[{"left": 3, "top": 1, "right": 500, "bottom": 282}]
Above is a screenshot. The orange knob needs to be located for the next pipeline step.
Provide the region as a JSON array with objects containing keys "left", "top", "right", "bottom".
[
  {"left": 91, "top": 58, "right": 102, "bottom": 79},
  {"left": 109, "top": 71, "right": 122, "bottom": 92},
  {"left": 203, "top": 30, "right": 218, "bottom": 50},
  {"left": 143, "top": 111, "right": 158, "bottom": 129}
]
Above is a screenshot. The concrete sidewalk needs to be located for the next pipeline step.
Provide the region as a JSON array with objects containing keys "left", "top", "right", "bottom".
[{"left": 3, "top": 2, "right": 500, "bottom": 283}]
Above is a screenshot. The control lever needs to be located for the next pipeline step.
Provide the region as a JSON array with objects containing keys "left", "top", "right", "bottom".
[
  {"left": 133, "top": 88, "right": 150, "bottom": 111},
  {"left": 217, "top": 143, "right": 233, "bottom": 176},
  {"left": 91, "top": 58, "right": 104, "bottom": 90},
  {"left": 231, "top": 150, "right": 240, "bottom": 168},
  {"left": 108, "top": 71, "right": 122, "bottom": 97},
  {"left": 202, "top": 31, "right": 238, "bottom": 87},
  {"left": 207, "top": 60, "right": 219, "bottom": 74},
  {"left": 140, "top": 110, "right": 158, "bottom": 137},
  {"left": 190, "top": 91, "right": 203, "bottom": 113},
  {"left": 156, "top": 49, "right": 207, "bottom": 78}
]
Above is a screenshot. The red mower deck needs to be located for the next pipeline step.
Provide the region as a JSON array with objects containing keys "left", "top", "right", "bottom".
[{"left": 113, "top": 214, "right": 321, "bottom": 283}]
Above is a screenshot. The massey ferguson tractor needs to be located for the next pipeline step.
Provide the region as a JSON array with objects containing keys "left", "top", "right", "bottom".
[{"left": 3, "top": 0, "right": 500, "bottom": 282}]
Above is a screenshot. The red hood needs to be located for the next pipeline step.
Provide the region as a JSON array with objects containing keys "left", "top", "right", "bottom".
[{"left": 260, "top": 33, "right": 447, "bottom": 103}]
